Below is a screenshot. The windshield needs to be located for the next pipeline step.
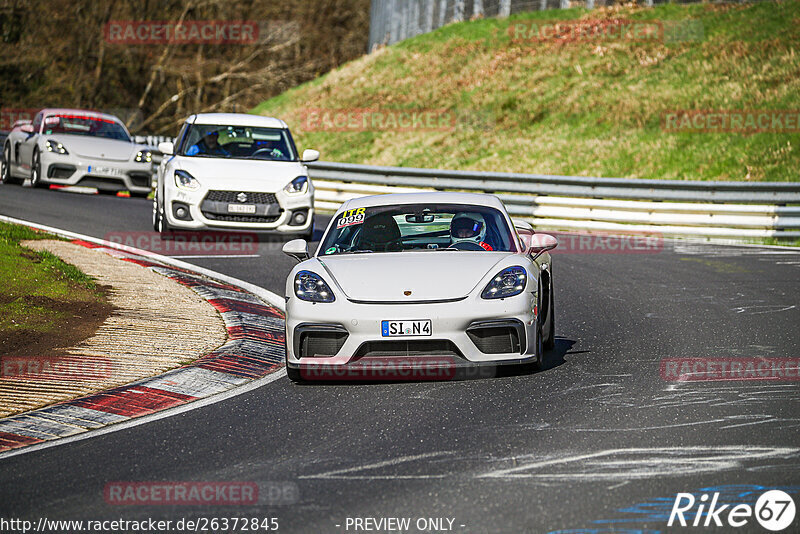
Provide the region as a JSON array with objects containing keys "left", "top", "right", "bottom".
[
  {"left": 319, "top": 203, "right": 517, "bottom": 255},
  {"left": 178, "top": 124, "right": 296, "bottom": 161},
  {"left": 43, "top": 114, "right": 130, "bottom": 141}
]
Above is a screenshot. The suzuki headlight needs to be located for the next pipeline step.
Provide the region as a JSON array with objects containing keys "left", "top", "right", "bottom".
[
  {"left": 45, "top": 140, "right": 68, "bottom": 154},
  {"left": 294, "top": 270, "right": 335, "bottom": 303},
  {"left": 174, "top": 169, "right": 200, "bottom": 191},
  {"left": 135, "top": 150, "right": 153, "bottom": 163},
  {"left": 284, "top": 176, "right": 308, "bottom": 194},
  {"left": 481, "top": 266, "right": 526, "bottom": 299}
]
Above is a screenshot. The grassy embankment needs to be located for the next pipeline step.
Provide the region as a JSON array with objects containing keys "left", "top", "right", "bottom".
[
  {"left": 253, "top": 1, "right": 800, "bottom": 182},
  {"left": 0, "top": 223, "right": 111, "bottom": 356}
]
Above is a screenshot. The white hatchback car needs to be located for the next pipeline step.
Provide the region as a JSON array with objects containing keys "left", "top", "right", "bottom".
[
  {"left": 282, "top": 192, "right": 558, "bottom": 382},
  {"left": 153, "top": 113, "right": 317, "bottom": 238}
]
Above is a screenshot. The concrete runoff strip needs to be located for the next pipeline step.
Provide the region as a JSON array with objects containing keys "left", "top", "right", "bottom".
[
  {"left": 0, "top": 240, "right": 227, "bottom": 419},
  {"left": 0, "top": 236, "right": 286, "bottom": 454}
]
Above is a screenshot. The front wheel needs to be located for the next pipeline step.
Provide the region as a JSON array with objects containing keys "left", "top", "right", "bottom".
[
  {"left": 544, "top": 275, "right": 555, "bottom": 350},
  {"left": 155, "top": 194, "right": 172, "bottom": 234},
  {"left": 286, "top": 365, "right": 303, "bottom": 383},
  {"left": 30, "top": 150, "right": 43, "bottom": 188},
  {"left": 1, "top": 144, "right": 15, "bottom": 184}
]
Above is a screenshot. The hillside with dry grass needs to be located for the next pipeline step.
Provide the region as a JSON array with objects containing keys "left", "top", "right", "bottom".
[{"left": 254, "top": 1, "right": 800, "bottom": 181}]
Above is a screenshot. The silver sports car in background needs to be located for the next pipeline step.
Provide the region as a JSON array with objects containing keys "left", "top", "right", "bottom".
[
  {"left": 282, "top": 192, "right": 558, "bottom": 382},
  {"left": 1, "top": 108, "right": 154, "bottom": 197}
]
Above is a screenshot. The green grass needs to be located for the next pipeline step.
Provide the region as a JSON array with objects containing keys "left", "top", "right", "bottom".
[
  {"left": 0, "top": 222, "right": 104, "bottom": 337},
  {"left": 253, "top": 1, "right": 800, "bottom": 181}
]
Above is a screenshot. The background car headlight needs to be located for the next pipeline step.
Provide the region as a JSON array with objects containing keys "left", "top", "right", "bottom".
[
  {"left": 45, "top": 140, "right": 68, "bottom": 154},
  {"left": 174, "top": 169, "right": 200, "bottom": 191},
  {"left": 294, "top": 270, "right": 335, "bottom": 302},
  {"left": 135, "top": 150, "right": 153, "bottom": 163},
  {"left": 284, "top": 175, "right": 308, "bottom": 194},
  {"left": 481, "top": 266, "right": 527, "bottom": 299}
]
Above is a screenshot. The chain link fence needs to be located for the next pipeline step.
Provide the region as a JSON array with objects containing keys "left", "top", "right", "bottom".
[{"left": 368, "top": 0, "right": 734, "bottom": 49}]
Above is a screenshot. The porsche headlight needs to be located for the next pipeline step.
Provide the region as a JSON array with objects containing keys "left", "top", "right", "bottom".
[
  {"left": 284, "top": 175, "right": 308, "bottom": 194},
  {"left": 174, "top": 169, "right": 200, "bottom": 191},
  {"left": 481, "top": 266, "right": 526, "bottom": 299},
  {"left": 294, "top": 270, "right": 335, "bottom": 303},
  {"left": 135, "top": 150, "right": 153, "bottom": 163},
  {"left": 45, "top": 140, "right": 68, "bottom": 155}
]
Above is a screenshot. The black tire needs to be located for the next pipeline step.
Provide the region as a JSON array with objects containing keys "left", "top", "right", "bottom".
[
  {"left": 97, "top": 189, "right": 118, "bottom": 196},
  {"left": 285, "top": 335, "right": 303, "bottom": 382},
  {"left": 30, "top": 149, "right": 43, "bottom": 188},
  {"left": 301, "top": 220, "right": 315, "bottom": 241},
  {"left": 1, "top": 144, "right": 15, "bottom": 184},
  {"left": 130, "top": 190, "right": 151, "bottom": 199},
  {"left": 155, "top": 194, "right": 172, "bottom": 234},
  {"left": 286, "top": 365, "right": 303, "bottom": 383},
  {"left": 544, "top": 274, "right": 555, "bottom": 350},
  {"left": 531, "top": 283, "right": 545, "bottom": 371},
  {"left": 151, "top": 191, "right": 160, "bottom": 231}
]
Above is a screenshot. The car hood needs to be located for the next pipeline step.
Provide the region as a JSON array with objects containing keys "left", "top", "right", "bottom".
[
  {"left": 58, "top": 135, "right": 135, "bottom": 161},
  {"left": 175, "top": 157, "right": 305, "bottom": 192},
  {"left": 317, "top": 252, "right": 509, "bottom": 302}
]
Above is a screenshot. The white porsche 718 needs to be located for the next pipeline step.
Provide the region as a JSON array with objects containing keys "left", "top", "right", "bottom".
[
  {"left": 1, "top": 108, "right": 154, "bottom": 196},
  {"left": 154, "top": 113, "right": 318, "bottom": 238},
  {"left": 282, "top": 192, "right": 558, "bottom": 382}
]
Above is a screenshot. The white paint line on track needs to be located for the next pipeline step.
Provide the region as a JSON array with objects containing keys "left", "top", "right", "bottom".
[
  {"left": 0, "top": 369, "right": 286, "bottom": 461},
  {"left": 0, "top": 214, "right": 289, "bottom": 460},
  {"left": 0, "top": 214, "right": 285, "bottom": 311}
]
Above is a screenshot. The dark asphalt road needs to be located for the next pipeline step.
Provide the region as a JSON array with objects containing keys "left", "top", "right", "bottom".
[{"left": 1, "top": 184, "right": 799, "bottom": 533}]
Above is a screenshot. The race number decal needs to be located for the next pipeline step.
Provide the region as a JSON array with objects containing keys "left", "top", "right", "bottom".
[{"left": 337, "top": 208, "right": 366, "bottom": 229}]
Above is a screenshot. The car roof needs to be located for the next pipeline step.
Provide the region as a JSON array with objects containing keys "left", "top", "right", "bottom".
[
  {"left": 188, "top": 113, "right": 287, "bottom": 129},
  {"left": 39, "top": 108, "right": 124, "bottom": 124},
  {"left": 338, "top": 192, "right": 507, "bottom": 212}
]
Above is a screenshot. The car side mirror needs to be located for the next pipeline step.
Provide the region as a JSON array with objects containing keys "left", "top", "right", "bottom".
[
  {"left": 158, "top": 141, "right": 174, "bottom": 156},
  {"left": 513, "top": 219, "right": 534, "bottom": 232},
  {"left": 301, "top": 149, "right": 319, "bottom": 163},
  {"left": 283, "top": 239, "right": 310, "bottom": 262},
  {"left": 528, "top": 233, "right": 558, "bottom": 260},
  {"left": 20, "top": 124, "right": 34, "bottom": 134}
]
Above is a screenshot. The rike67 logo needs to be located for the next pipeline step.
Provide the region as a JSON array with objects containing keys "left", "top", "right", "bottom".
[{"left": 669, "top": 489, "right": 796, "bottom": 531}]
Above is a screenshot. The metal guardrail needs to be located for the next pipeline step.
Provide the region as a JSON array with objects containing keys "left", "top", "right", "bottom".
[{"left": 307, "top": 161, "right": 800, "bottom": 239}]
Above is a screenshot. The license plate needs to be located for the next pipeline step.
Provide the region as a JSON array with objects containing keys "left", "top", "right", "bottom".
[
  {"left": 88, "top": 165, "right": 121, "bottom": 176},
  {"left": 381, "top": 320, "right": 432, "bottom": 337},
  {"left": 227, "top": 204, "right": 256, "bottom": 214}
]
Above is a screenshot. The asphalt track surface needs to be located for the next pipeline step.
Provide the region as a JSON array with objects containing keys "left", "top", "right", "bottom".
[{"left": 1, "top": 184, "right": 799, "bottom": 533}]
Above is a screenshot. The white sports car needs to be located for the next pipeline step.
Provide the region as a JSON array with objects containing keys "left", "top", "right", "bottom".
[
  {"left": 282, "top": 192, "right": 558, "bottom": 382},
  {"left": 1, "top": 108, "right": 154, "bottom": 196},
  {"left": 153, "top": 113, "right": 317, "bottom": 238}
]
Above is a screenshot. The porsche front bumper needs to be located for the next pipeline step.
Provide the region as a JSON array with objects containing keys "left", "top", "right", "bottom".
[{"left": 285, "top": 291, "right": 540, "bottom": 376}]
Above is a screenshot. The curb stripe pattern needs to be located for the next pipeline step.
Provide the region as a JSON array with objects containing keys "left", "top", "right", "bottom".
[{"left": 0, "top": 240, "right": 285, "bottom": 453}]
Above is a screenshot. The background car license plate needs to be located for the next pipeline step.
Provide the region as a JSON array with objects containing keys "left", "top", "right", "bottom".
[
  {"left": 381, "top": 320, "right": 431, "bottom": 337},
  {"left": 227, "top": 204, "right": 256, "bottom": 214},
  {"left": 88, "top": 165, "right": 121, "bottom": 176}
]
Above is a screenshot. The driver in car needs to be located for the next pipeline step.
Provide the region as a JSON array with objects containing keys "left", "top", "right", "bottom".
[
  {"left": 186, "top": 130, "right": 230, "bottom": 156},
  {"left": 450, "top": 213, "right": 493, "bottom": 251}
]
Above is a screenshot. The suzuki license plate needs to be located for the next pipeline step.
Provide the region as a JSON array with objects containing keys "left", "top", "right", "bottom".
[{"left": 381, "top": 320, "right": 432, "bottom": 337}]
